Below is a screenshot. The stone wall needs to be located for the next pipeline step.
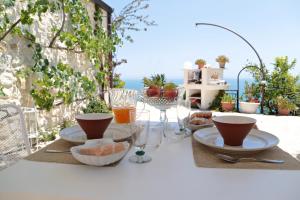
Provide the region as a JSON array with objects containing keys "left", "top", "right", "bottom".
[{"left": 0, "top": 1, "right": 109, "bottom": 131}]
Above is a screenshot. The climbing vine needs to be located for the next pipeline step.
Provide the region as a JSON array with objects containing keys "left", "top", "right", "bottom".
[{"left": 0, "top": 0, "right": 155, "bottom": 110}]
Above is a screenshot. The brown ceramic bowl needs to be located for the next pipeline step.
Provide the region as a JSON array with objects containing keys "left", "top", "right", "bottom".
[
  {"left": 75, "top": 113, "right": 113, "bottom": 139},
  {"left": 213, "top": 116, "right": 256, "bottom": 146}
]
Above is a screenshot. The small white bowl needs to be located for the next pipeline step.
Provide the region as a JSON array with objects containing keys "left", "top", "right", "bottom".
[{"left": 70, "top": 138, "right": 130, "bottom": 166}]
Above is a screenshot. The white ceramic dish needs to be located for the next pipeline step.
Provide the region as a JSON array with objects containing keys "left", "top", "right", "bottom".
[
  {"left": 239, "top": 102, "right": 260, "bottom": 114},
  {"left": 60, "top": 123, "right": 134, "bottom": 144},
  {"left": 193, "top": 127, "right": 279, "bottom": 154},
  {"left": 70, "top": 138, "right": 130, "bottom": 166}
]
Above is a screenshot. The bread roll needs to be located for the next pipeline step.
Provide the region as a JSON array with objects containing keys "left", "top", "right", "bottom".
[{"left": 79, "top": 143, "right": 126, "bottom": 156}]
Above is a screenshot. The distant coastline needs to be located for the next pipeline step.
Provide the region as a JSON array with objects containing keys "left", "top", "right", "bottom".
[{"left": 123, "top": 78, "right": 252, "bottom": 95}]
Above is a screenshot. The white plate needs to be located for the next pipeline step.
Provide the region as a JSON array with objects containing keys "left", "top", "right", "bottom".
[
  {"left": 70, "top": 138, "right": 130, "bottom": 166},
  {"left": 193, "top": 127, "right": 279, "bottom": 154},
  {"left": 60, "top": 123, "right": 134, "bottom": 144}
]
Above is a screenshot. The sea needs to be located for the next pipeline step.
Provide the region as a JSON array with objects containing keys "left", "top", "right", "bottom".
[{"left": 123, "top": 78, "right": 251, "bottom": 96}]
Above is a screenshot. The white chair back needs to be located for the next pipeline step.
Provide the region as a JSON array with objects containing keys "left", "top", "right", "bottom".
[{"left": 0, "top": 104, "right": 30, "bottom": 170}]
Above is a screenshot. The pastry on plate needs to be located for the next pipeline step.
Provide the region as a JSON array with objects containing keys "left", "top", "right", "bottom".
[
  {"left": 187, "top": 111, "right": 213, "bottom": 131},
  {"left": 190, "top": 117, "right": 213, "bottom": 125},
  {"left": 190, "top": 111, "right": 212, "bottom": 119}
]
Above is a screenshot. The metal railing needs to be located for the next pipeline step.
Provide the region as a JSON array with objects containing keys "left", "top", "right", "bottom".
[{"left": 223, "top": 89, "right": 300, "bottom": 116}]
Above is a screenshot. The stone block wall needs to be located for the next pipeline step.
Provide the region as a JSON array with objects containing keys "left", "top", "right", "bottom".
[{"left": 0, "top": 1, "right": 108, "bottom": 131}]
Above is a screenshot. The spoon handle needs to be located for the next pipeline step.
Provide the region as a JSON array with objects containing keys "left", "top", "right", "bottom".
[
  {"left": 240, "top": 157, "right": 284, "bottom": 164},
  {"left": 255, "top": 158, "right": 285, "bottom": 164},
  {"left": 45, "top": 149, "right": 71, "bottom": 153}
]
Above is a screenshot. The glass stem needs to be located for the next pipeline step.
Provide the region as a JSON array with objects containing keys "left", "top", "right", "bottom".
[{"left": 160, "top": 109, "right": 168, "bottom": 137}]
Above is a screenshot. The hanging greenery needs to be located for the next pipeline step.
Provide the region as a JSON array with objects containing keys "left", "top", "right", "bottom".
[{"left": 0, "top": 0, "right": 155, "bottom": 110}]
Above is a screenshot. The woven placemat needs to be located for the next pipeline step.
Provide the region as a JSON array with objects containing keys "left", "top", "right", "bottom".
[
  {"left": 192, "top": 137, "right": 300, "bottom": 170},
  {"left": 25, "top": 139, "right": 128, "bottom": 166}
]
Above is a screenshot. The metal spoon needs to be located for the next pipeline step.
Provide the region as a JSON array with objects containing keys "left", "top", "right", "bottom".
[
  {"left": 45, "top": 149, "right": 71, "bottom": 154},
  {"left": 216, "top": 154, "right": 285, "bottom": 164}
]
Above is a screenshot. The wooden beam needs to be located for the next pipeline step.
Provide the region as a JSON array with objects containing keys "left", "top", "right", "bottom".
[{"left": 92, "top": 0, "right": 113, "bottom": 14}]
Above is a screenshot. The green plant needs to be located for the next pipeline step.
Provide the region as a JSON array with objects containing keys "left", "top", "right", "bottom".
[
  {"left": 0, "top": 84, "right": 5, "bottom": 96},
  {"left": 143, "top": 74, "right": 166, "bottom": 87},
  {"left": 243, "top": 81, "right": 260, "bottom": 102},
  {"left": 221, "top": 94, "right": 235, "bottom": 103},
  {"left": 247, "top": 56, "right": 299, "bottom": 114},
  {"left": 276, "top": 96, "right": 298, "bottom": 111},
  {"left": 0, "top": 0, "right": 155, "bottom": 111},
  {"left": 163, "top": 82, "right": 177, "bottom": 90},
  {"left": 195, "top": 59, "right": 206, "bottom": 66},
  {"left": 60, "top": 119, "right": 76, "bottom": 130},
  {"left": 26, "top": 60, "right": 97, "bottom": 111},
  {"left": 209, "top": 90, "right": 225, "bottom": 111},
  {"left": 216, "top": 55, "right": 229, "bottom": 63},
  {"left": 113, "top": 73, "right": 125, "bottom": 88},
  {"left": 82, "top": 98, "right": 110, "bottom": 114},
  {"left": 39, "top": 129, "right": 58, "bottom": 142}
]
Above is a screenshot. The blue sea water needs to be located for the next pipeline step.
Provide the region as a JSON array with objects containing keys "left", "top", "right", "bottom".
[{"left": 123, "top": 78, "right": 252, "bottom": 95}]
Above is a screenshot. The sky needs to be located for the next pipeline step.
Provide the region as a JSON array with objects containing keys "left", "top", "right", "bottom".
[{"left": 105, "top": 0, "right": 300, "bottom": 80}]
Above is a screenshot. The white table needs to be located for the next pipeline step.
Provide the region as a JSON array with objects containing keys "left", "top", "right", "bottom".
[{"left": 0, "top": 112, "right": 300, "bottom": 200}]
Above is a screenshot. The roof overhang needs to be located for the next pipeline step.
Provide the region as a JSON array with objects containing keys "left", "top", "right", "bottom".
[{"left": 92, "top": 0, "right": 113, "bottom": 14}]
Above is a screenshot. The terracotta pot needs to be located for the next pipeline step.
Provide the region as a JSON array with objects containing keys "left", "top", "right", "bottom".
[
  {"left": 146, "top": 87, "right": 161, "bottom": 97},
  {"left": 76, "top": 113, "right": 113, "bottom": 139},
  {"left": 213, "top": 116, "right": 256, "bottom": 146},
  {"left": 163, "top": 88, "right": 178, "bottom": 100},
  {"left": 221, "top": 102, "right": 235, "bottom": 112},
  {"left": 278, "top": 108, "right": 290, "bottom": 116},
  {"left": 197, "top": 63, "right": 205, "bottom": 69},
  {"left": 218, "top": 62, "right": 225, "bottom": 68}
]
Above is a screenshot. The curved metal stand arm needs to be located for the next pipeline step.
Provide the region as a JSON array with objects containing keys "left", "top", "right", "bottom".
[{"left": 195, "top": 22, "right": 266, "bottom": 113}]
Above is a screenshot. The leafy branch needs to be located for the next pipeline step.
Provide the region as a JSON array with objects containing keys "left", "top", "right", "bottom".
[
  {"left": 113, "top": 0, "right": 157, "bottom": 42},
  {"left": 0, "top": 18, "right": 21, "bottom": 41},
  {"left": 1, "top": 0, "right": 156, "bottom": 110},
  {"left": 48, "top": 0, "right": 65, "bottom": 48}
]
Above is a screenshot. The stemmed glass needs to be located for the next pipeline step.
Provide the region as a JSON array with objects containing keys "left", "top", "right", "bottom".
[
  {"left": 129, "top": 109, "right": 152, "bottom": 164},
  {"left": 176, "top": 88, "right": 191, "bottom": 136}
]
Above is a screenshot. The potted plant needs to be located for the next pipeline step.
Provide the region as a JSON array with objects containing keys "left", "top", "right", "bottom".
[
  {"left": 216, "top": 55, "right": 229, "bottom": 68},
  {"left": 163, "top": 82, "right": 178, "bottom": 100},
  {"left": 143, "top": 74, "right": 178, "bottom": 99},
  {"left": 239, "top": 82, "right": 260, "bottom": 114},
  {"left": 221, "top": 94, "right": 235, "bottom": 112},
  {"left": 276, "top": 96, "right": 298, "bottom": 116},
  {"left": 195, "top": 59, "right": 206, "bottom": 69},
  {"left": 143, "top": 74, "right": 166, "bottom": 97},
  {"left": 82, "top": 98, "right": 111, "bottom": 114}
]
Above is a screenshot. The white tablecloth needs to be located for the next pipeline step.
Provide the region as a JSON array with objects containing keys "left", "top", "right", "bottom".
[
  {"left": 1, "top": 109, "right": 300, "bottom": 200},
  {"left": 0, "top": 137, "right": 299, "bottom": 200}
]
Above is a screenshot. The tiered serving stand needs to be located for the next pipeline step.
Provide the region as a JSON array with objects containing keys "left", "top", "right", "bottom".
[{"left": 140, "top": 91, "right": 178, "bottom": 136}]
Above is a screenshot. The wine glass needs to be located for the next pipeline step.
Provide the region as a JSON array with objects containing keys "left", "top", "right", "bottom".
[
  {"left": 176, "top": 98, "right": 191, "bottom": 136},
  {"left": 129, "top": 109, "right": 152, "bottom": 164}
]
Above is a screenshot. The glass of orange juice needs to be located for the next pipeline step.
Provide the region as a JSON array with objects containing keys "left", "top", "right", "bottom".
[{"left": 109, "top": 89, "right": 138, "bottom": 124}]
